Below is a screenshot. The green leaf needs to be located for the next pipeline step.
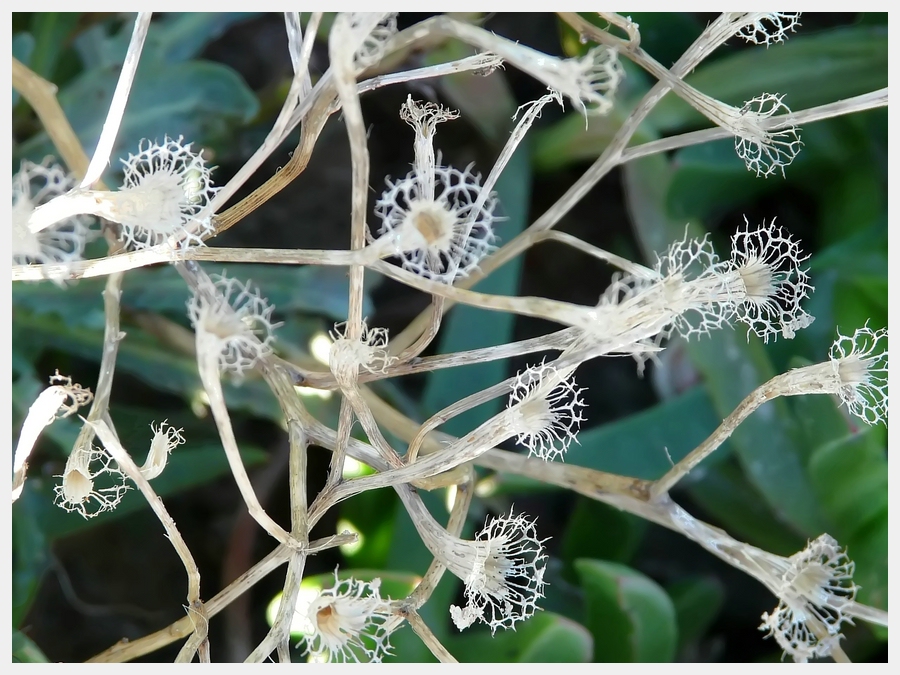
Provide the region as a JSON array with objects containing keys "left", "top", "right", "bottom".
[
  {"left": 667, "top": 576, "right": 725, "bottom": 651},
  {"left": 807, "top": 430, "right": 887, "bottom": 541},
  {"left": 29, "top": 444, "right": 268, "bottom": 541},
  {"left": 28, "top": 13, "right": 82, "bottom": 80},
  {"left": 450, "top": 612, "right": 593, "bottom": 663},
  {"left": 647, "top": 26, "right": 888, "bottom": 132},
  {"left": 666, "top": 139, "right": 773, "bottom": 222},
  {"left": 12, "top": 630, "right": 50, "bottom": 663},
  {"left": 560, "top": 498, "right": 647, "bottom": 577},
  {"left": 568, "top": 385, "right": 727, "bottom": 481},
  {"left": 16, "top": 60, "right": 258, "bottom": 177},
  {"left": 141, "top": 13, "right": 261, "bottom": 65},
  {"left": 575, "top": 558, "right": 677, "bottom": 662},
  {"left": 421, "top": 136, "right": 530, "bottom": 437}
]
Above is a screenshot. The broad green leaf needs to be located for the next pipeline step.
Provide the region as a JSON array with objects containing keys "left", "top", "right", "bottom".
[
  {"left": 807, "top": 431, "right": 887, "bottom": 541},
  {"left": 666, "top": 139, "right": 776, "bottom": 222},
  {"left": 685, "top": 460, "right": 806, "bottom": 556},
  {"left": 846, "top": 513, "right": 888, "bottom": 613},
  {"left": 647, "top": 26, "right": 888, "bottom": 132},
  {"left": 560, "top": 498, "right": 647, "bottom": 578},
  {"left": 12, "top": 630, "right": 50, "bottom": 663},
  {"left": 667, "top": 576, "right": 725, "bottom": 652},
  {"left": 568, "top": 385, "right": 727, "bottom": 481},
  {"left": 16, "top": 60, "right": 258, "bottom": 177},
  {"left": 450, "top": 612, "right": 593, "bottom": 663},
  {"left": 421, "top": 137, "right": 530, "bottom": 437},
  {"left": 575, "top": 558, "right": 677, "bottom": 662},
  {"left": 29, "top": 444, "right": 268, "bottom": 541}
]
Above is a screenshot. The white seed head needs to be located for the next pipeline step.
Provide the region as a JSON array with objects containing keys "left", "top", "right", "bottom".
[
  {"left": 187, "top": 274, "right": 280, "bottom": 376},
  {"left": 719, "top": 219, "right": 812, "bottom": 343},
  {"left": 508, "top": 361, "right": 587, "bottom": 462},
  {"left": 53, "top": 445, "right": 130, "bottom": 519},
  {"left": 828, "top": 324, "right": 888, "bottom": 425},
  {"left": 759, "top": 534, "right": 857, "bottom": 663},
  {"left": 446, "top": 510, "right": 548, "bottom": 634},
  {"left": 374, "top": 162, "right": 497, "bottom": 284},
  {"left": 299, "top": 571, "right": 394, "bottom": 663},
  {"left": 111, "top": 136, "right": 217, "bottom": 250},
  {"left": 328, "top": 321, "right": 395, "bottom": 388},
  {"left": 734, "top": 93, "right": 802, "bottom": 178},
  {"left": 12, "top": 158, "right": 95, "bottom": 278}
]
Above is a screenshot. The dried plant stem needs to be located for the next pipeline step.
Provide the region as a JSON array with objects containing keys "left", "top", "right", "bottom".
[
  {"left": 651, "top": 382, "right": 780, "bottom": 499},
  {"left": 69, "top": 273, "right": 125, "bottom": 457},
  {"left": 80, "top": 12, "right": 152, "bottom": 189},
  {"left": 12, "top": 59, "right": 92, "bottom": 182},
  {"left": 196, "top": 350, "right": 298, "bottom": 550},
  {"left": 405, "top": 609, "right": 458, "bottom": 663},
  {"left": 405, "top": 468, "right": 474, "bottom": 610},
  {"left": 88, "top": 418, "right": 207, "bottom": 663}
]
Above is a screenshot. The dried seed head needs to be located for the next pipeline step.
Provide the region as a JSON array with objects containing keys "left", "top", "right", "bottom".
[
  {"left": 328, "top": 321, "right": 395, "bottom": 388},
  {"left": 719, "top": 218, "right": 812, "bottom": 342},
  {"left": 53, "top": 445, "right": 129, "bottom": 519},
  {"left": 734, "top": 12, "right": 801, "bottom": 46},
  {"left": 110, "top": 136, "right": 218, "bottom": 250},
  {"left": 507, "top": 361, "right": 587, "bottom": 462},
  {"left": 374, "top": 162, "right": 497, "bottom": 284},
  {"left": 444, "top": 510, "right": 548, "bottom": 634},
  {"left": 759, "top": 534, "right": 857, "bottom": 663},
  {"left": 12, "top": 158, "right": 95, "bottom": 279},
  {"left": 187, "top": 274, "right": 280, "bottom": 376},
  {"left": 142, "top": 420, "right": 185, "bottom": 480},
  {"left": 298, "top": 571, "right": 394, "bottom": 663},
  {"left": 828, "top": 324, "right": 888, "bottom": 426},
  {"left": 733, "top": 93, "right": 802, "bottom": 178}
]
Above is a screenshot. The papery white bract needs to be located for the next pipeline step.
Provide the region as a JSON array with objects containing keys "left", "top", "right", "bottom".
[
  {"left": 12, "top": 158, "right": 94, "bottom": 276},
  {"left": 828, "top": 324, "right": 888, "bottom": 425},
  {"left": 759, "top": 534, "right": 857, "bottom": 663},
  {"left": 508, "top": 361, "right": 586, "bottom": 462},
  {"left": 447, "top": 510, "right": 548, "bottom": 634},
  {"left": 298, "top": 571, "right": 394, "bottom": 663},
  {"left": 113, "top": 136, "right": 217, "bottom": 250},
  {"left": 187, "top": 274, "right": 280, "bottom": 376},
  {"left": 53, "top": 445, "right": 130, "bottom": 519}
]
